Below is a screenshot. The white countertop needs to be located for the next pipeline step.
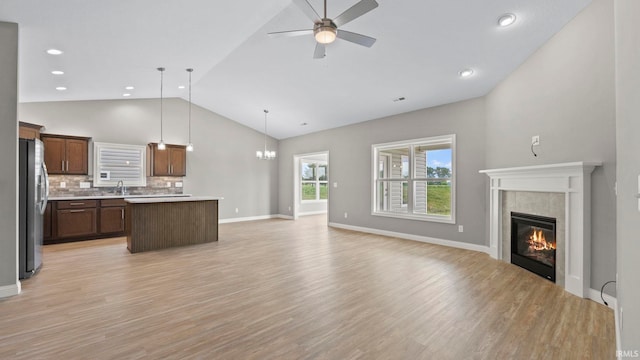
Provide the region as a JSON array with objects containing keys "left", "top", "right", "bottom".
[
  {"left": 49, "top": 194, "right": 192, "bottom": 201},
  {"left": 125, "top": 196, "right": 223, "bottom": 204}
]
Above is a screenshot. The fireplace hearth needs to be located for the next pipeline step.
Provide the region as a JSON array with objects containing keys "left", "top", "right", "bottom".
[{"left": 511, "top": 212, "right": 556, "bottom": 282}]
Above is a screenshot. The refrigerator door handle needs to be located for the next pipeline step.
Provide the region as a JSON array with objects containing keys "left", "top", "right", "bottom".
[{"left": 40, "top": 163, "right": 49, "bottom": 215}]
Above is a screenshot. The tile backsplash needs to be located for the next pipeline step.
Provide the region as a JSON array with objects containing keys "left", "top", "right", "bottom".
[{"left": 48, "top": 175, "right": 184, "bottom": 197}]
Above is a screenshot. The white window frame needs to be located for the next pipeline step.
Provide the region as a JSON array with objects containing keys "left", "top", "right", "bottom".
[
  {"left": 371, "top": 134, "right": 456, "bottom": 224},
  {"left": 93, "top": 142, "right": 147, "bottom": 187},
  {"left": 301, "top": 159, "right": 328, "bottom": 203}
]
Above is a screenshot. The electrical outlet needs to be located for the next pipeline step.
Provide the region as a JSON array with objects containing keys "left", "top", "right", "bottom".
[
  {"left": 333, "top": 182, "right": 338, "bottom": 188},
  {"left": 235, "top": 208, "right": 239, "bottom": 214},
  {"left": 531, "top": 135, "right": 540, "bottom": 146},
  {"left": 175, "top": 182, "right": 183, "bottom": 188},
  {"left": 79, "top": 182, "right": 90, "bottom": 189},
  {"left": 60, "top": 182, "right": 66, "bottom": 188},
  {"left": 288, "top": 206, "right": 292, "bottom": 212},
  {"left": 166, "top": 182, "right": 171, "bottom": 187},
  {"left": 344, "top": 212, "right": 348, "bottom": 218},
  {"left": 458, "top": 225, "right": 464, "bottom": 232}
]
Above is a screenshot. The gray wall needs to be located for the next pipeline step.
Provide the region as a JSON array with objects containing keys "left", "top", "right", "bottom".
[
  {"left": 19, "top": 98, "right": 279, "bottom": 220},
  {"left": 615, "top": 0, "right": 640, "bottom": 350},
  {"left": 279, "top": 97, "right": 487, "bottom": 245},
  {"left": 0, "top": 22, "right": 18, "bottom": 293},
  {"left": 485, "top": 0, "right": 616, "bottom": 293}
]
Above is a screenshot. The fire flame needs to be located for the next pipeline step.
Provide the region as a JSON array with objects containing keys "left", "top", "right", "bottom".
[{"left": 528, "top": 228, "right": 555, "bottom": 251}]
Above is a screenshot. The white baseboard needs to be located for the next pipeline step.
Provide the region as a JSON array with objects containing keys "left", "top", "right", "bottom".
[
  {"left": 587, "top": 287, "right": 617, "bottom": 310},
  {"left": 277, "top": 214, "right": 294, "bottom": 220},
  {"left": 328, "top": 222, "right": 490, "bottom": 254},
  {"left": 0, "top": 282, "right": 21, "bottom": 298},
  {"left": 299, "top": 211, "right": 327, "bottom": 217},
  {"left": 219, "top": 214, "right": 280, "bottom": 224}
]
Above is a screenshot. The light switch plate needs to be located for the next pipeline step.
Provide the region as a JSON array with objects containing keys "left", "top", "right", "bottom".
[
  {"left": 79, "top": 182, "right": 91, "bottom": 189},
  {"left": 175, "top": 182, "right": 183, "bottom": 188},
  {"left": 60, "top": 181, "right": 66, "bottom": 188},
  {"left": 166, "top": 182, "right": 171, "bottom": 188}
]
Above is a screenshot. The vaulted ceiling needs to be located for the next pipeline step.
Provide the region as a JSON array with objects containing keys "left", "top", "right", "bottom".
[{"left": 0, "top": 0, "right": 592, "bottom": 139}]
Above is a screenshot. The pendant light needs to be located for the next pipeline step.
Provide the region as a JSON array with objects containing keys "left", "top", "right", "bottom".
[
  {"left": 157, "top": 67, "right": 166, "bottom": 150},
  {"left": 256, "top": 109, "right": 276, "bottom": 160},
  {"left": 186, "top": 68, "right": 194, "bottom": 152}
]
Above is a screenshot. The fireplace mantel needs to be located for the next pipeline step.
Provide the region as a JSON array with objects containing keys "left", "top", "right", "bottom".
[{"left": 480, "top": 162, "right": 601, "bottom": 298}]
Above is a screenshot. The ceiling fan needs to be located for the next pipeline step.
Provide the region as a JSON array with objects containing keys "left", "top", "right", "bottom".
[{"left": 268, "top": 0, "right": 379, "bottom": 59}]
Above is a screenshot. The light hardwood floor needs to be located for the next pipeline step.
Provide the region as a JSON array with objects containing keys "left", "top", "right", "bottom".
[{"left": 1, "top": 215, "right": 615, "bottom": 359}]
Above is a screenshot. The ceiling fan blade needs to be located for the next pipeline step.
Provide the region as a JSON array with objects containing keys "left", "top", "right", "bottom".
[
  {"left": 268, "top": 29, "right": 313, "bottom": 38},
  {"left": 333, "top": 0, "right": 379, "bottom": 27},
  {"left": 313, "top": 43, "right": 326, "bottom": 59},
  {"left": 336, "top": 30, "right": 376, "bottom": 47},
  {"left": 293, "top": 0, "right": 321, "bottom": 22}
]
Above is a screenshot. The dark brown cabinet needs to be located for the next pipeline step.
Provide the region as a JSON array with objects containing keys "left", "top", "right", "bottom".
[
  {"left": 45, "top": 198, "right": 128, "bottom": 244},
  {"left": 19, "top": 122, "right": 43, "bottom": 140},
  {"left": 99, "top": 198, "right": 126, "bottom": 234},
  {"left": 56, "top": 199, "right": 98, "bottom": 238},
  {"left": 41, "top": 134, "right": 90, "bottom": 175},
  {"left": 148, "top": 143, "right": 186, "bottom": 176}
]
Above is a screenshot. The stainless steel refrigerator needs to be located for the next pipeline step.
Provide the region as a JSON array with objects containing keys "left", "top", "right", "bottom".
[{"left": 19, "top": 138, "right": 49, "bottom": 279}]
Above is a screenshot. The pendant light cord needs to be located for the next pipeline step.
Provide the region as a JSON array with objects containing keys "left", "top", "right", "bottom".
[
  {"left": 264, "top": 110, "right": 269, "bottom": 153},
  {"left": 187, "top": 68, "right": 193, "bottom": 145},
  {"left": 158, "top": 67, "right": 165, "bottom": 143}
]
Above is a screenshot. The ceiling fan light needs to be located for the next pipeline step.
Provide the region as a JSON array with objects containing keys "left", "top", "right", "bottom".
[
  {"left": 314, "top": 19, "right": 337, "bottom": 44},
  {"left": 315, "top": 28, "right": 337, "bottom": 44}
]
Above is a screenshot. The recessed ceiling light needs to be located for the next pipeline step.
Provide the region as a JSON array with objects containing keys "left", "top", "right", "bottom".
[
  {"left": 51, "top": 70, "right": 64, "bottom": 75},
  {"left": 301, "top": 122, "right": 308, "bottom": 126},
  {"left": 46, "top": 49, "right": 63, "bottom": 55},
  {"left": 498, "top": 13, "right": 516, "bottom": 27},
  {"left": 393, "top": 96, "right": 406, "bottom": 102},
  {"left": 178, "top": 85, "right": 186, "bottom": 89},
  {"left": 123, "top": 93, "right": 131, "bottom": 97},
  {"left": 55, "top": 86, "right": 67, "bottom": 91},
  {"left": 125, "top": 86, "right": 134, "bottom": 90},
  {"left": 459, "top": 69, "right": 474, "bottom": 78}
]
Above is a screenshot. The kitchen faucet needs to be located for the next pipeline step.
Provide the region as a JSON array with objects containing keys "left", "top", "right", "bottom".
[{"left": 115, "top": 180, "right": 126, "bottom": 196}]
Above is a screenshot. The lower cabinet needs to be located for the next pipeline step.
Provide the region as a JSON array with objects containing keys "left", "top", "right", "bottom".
[
  {"left": 57, "top": 208, "right": 98, "bottom": 238},
  {"left": 45, "top": 198, "right": 127, "bottom": 244},
  {"left": 99, "top": 199, "right": 126, "bottom": 234}
]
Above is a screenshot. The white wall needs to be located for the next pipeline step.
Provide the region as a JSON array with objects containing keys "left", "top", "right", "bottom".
[
  {"left": 485, "top": 0, "right": 617, "bottom": 293},
  {"left": 614, "top": 0, "right": 640, "bottom": 350},
  {"left": 19, "top": 98, "right": 279, "bottom": 220},
  {"left": 0, "top": 22, "right": 19, "bottom": 296}
]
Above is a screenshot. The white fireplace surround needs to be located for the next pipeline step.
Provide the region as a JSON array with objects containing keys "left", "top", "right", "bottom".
[{"left": 480, "top": 162, "right": 601, "bottom": 298}]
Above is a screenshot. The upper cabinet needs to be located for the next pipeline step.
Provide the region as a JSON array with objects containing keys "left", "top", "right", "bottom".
[
  {"left": 41, "top": 134, "right": 90, "bottom": 175},
  {"left": 148, "top": 143, "right": 186, "bottom": 176},
  {"left": 19, "top": 122, "right": 44, "bottom": 140}
]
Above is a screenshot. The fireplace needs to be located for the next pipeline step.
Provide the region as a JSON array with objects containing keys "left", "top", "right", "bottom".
[{"left": 510, "top": 212, "right": 556, "bottom": 282}]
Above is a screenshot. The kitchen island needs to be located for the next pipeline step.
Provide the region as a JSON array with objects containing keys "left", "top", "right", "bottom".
[{"left": 125, "top": 196, "right": 221, "bottom": 253}]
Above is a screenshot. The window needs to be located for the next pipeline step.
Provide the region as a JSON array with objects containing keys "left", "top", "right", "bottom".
[
  {"left": 372, "top": 134, "right": 455, "bottom": 223},
  {"left": 93, "top": 142, "right": 147, "bottom": 187},
  {"left": 301, "top": 160, "right": 328, "bottom": 202}
]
